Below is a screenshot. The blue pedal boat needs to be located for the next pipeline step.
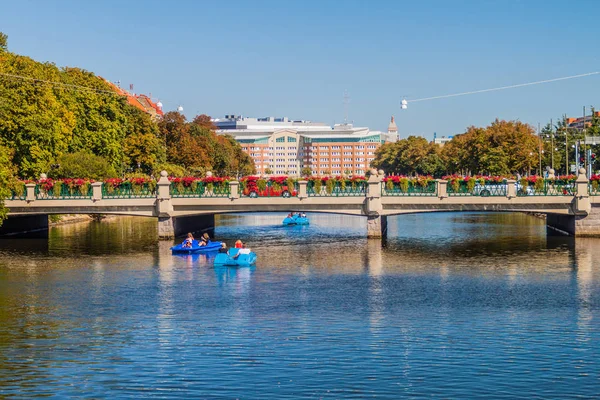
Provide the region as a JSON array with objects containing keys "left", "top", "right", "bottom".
[
  {"left": 214, "top": 248, "right": 257, "bottom": 267},
  {"left": 282, "top": 214, "right": 309, "bottom": 226},
  {"left": 171, "top": 240, "right": 223, "bottom": 254}
]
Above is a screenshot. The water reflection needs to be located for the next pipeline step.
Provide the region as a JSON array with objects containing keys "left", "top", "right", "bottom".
[{"left": 0, "top": 212, "right": 598, "bottom": 398}]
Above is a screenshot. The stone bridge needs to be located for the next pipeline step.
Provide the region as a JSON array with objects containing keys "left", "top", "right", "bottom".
[{"left": 3, "top": 169, "right": 599, "bottom": 239}]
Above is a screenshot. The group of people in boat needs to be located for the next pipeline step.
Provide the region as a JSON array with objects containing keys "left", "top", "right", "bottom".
[
  {"left": 182, "top": 233, "right": 251, "bottom": 258},
  {"left": 182, "top": 232, "right": 211, "bottom": 248},
  {"left": 218, "top": 239, "right": 252, "bottom": 259},
  {"left": 287, "top": 212, "right": 307, "bottom": 218}
]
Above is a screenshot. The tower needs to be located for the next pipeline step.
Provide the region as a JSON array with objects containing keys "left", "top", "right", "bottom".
[{"left": 387, "top": 116, "right": 398, "bottom": 140}]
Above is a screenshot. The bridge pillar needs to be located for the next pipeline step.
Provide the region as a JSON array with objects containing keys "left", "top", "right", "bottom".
[
  {"left": 156, "top": 170, "right": 174, "bottom": 240},
  {"left": 506, "top": 180, "right": 517, "bottom": 198},
  {"left": 91, "top": 182, "right": 103, "bottom": 201},
  {"left": 158, "top": 217, "right": 175, "bottom": 240},
  {"left": 0, "top": 215, "right": 48, "bottom": 237},
  {"left": 437, "top": 179, "right": 448, "bottom": 198},
  {"left": 366, "top": 169, "right": 386, "bottom": 239},
  {"left": 367, "top": 215, "right": 387, "bottom": 239},
  {"left": 25, "top": 183, "right": 36, "bottom": 202},
  {"left": 229, "top": 181, "right": 240, "bottom": 199},
  {"left": 547, "top": 168, "right": 598, "bottom": 236},
  {"left": 298, "top": 180, "right": 308, "bottom": 199}
]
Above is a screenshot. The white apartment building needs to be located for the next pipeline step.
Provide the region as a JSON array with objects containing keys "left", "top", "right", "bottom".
[{"left": 213, "top": 115, "right": 395, "bottom": 175}]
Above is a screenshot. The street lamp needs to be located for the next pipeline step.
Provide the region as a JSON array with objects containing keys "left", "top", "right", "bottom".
[{"left": 529, "top": 152, "right": 533, "bottom": 176}]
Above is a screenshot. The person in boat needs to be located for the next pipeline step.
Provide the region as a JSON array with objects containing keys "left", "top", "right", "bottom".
[
  {"left": 199, "top": 233, "right": 210, "bottom": 246},
  {"left": 183, "top": 232, "right": 194, "bottom": 248},
  {"left": 234, "top": 240, "right": 243, "bottom": 249},
  {"left": 218, "top": 242, "right": 228, "bottom": 254},
  {"left": 233, "top": 243, "right": 251, "bottom": 259},
  {"left": 300, "top": 212, "right": 306, "bottom": 218}
]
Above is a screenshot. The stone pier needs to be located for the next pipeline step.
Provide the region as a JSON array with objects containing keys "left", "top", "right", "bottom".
[{"left": 366, "top": 169, "right": 387, "bottom": 239}]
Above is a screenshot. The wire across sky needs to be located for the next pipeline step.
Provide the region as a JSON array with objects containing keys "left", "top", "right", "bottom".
[{"left": 407, "top": 71, "right": 600, "bottom": 103}]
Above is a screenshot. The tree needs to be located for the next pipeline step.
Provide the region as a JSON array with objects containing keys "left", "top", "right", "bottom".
[
  {"left": 0, "top": 32, "right": 7, "bottom": 52},
  {"left": 0, "top": 143, "right": 15, "bottom": 227},
  {"left": 371, "top": 135, "right": 443, "bottom": 176},
  {"left": 48, "top": 151, "right": 117, "bottom": 180},
  {"left": 441, "top": 119, "right": 539, "bottom": 175}
]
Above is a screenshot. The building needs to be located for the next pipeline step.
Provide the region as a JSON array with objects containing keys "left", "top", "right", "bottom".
[
  {"left": 213, "top": 115, "right": 395, "bottom": 176},
  {"left": 104, "top": 79, "right": 164, "bottom": 120},
  {"left": 567, "top": 111, "right": 600, "bottom": 131},
  {"left": 433, "top": 132, "right": 453, "bottom": 146}
]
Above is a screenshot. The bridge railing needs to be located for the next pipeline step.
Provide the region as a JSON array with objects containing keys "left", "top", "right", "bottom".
[
  {"left": 102, "top": 182, "right": 156, "bottom": 198},
  {"left": 307, "top": 180, "right": 367, "bottom": 197},
  {"left": 170, "top": 181, "right": 230, "bottom": 198},
  {"left": 240, "top": 181, "right": 298, "bottom": 198},
  {"left": 382, "top": 181, "right": 437, "bottom": 196},
  {"left": 10, "top": 185, "right": 26, "bottom": 200},
  {"left": 519, "top": 180, "right": 574, "bottom": 196},
  {"left": 447, "top": 182, "right": 507, "bottom": 197},
  {"left": 35, "top": 183, "right": 93, "bottom": 200}
]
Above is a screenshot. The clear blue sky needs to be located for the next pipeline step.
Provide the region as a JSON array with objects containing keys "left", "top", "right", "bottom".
[{"left": 1, "top": 0, "right": 599, "bottom": 138}]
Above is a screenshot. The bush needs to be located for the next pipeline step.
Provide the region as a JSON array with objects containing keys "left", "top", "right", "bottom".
[{"left": 49, "top": 152, "right": 117, "bottom": 180}]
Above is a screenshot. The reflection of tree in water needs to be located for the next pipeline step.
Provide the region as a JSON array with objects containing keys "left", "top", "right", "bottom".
[
  {"left": 386, "top": 212, "right": 574, "bottom": 259},
  {"left": 47, "top": 216, "right": 158, "bottom": 256}
]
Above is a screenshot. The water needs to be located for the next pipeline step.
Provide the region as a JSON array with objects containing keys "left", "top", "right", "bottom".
[{"left": 0, "top": 213, "right": 598, "bottom": 398}]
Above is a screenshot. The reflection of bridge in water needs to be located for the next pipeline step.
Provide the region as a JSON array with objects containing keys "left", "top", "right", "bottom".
[{"left": 4, "top": 169, "right": 600, "bottom": 238}]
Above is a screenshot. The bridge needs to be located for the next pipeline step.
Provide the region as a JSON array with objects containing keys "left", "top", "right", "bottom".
[{"left": 2, "top": 169, "right": 600, "bottom": 239}]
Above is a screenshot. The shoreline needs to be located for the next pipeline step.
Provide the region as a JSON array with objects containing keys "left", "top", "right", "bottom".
[{"left": 49, "top": 214, "right": 119, "bottom": 226}]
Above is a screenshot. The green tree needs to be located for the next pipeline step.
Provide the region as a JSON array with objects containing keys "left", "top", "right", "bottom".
[
  {"left": 0, "top": 143, "right": 15, "bottom": 226},
  {"left": 371, "top": 135, "right": 443, "bottom": 176},
  {"left": 0, "top": 32, "right": 7, "bottom": 52},
  {"left": 441, "top": 119, "right": 539, "bottom": 175},
  {"left": 48, "top": 151, "right": 117, "bottom": 180}
]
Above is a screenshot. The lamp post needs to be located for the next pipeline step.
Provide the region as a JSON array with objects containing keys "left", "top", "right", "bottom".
[{"left": 529, "top": 152, "right": 533, "bottom": 176}]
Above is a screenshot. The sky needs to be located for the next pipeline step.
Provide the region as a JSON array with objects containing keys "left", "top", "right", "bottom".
[{"left": 1, "top": 0, "right": 599, "bottom": 139}]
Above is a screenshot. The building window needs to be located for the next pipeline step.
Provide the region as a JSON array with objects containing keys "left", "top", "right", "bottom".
[
  {"left": 343, "top": 152, "right": 352, "bottom": 156},
  {"left": 343, "top": 146, "right": 353, "bottom": 149},
  {"left": 276, "top": 137, "right": 285, "bottom": 143},
  {"left": 287, "top": 136, "right": 296, "bottom": 142}
]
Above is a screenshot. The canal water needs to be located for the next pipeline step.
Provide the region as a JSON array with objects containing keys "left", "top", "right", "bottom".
[{"left": 0, "top": 213, "right": 598, "bottom": 398}]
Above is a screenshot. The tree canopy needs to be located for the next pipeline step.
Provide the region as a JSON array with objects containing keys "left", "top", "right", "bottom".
[
  {"left": 0, "top": 31, "right": 254, "bottom": 182},
  {"left": 158, "top": 111, "right": 255, "bottom": 177},
  {"left": 371, "top": 135, "right": 445, "bottom": 176},
  {"left": 371, "top": 120, "right": 544, "bottom": 176}
]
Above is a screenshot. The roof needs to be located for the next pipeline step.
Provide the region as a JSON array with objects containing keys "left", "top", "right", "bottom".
[{"left": 103, "top": 79, "right": 163, "bottom": 117}]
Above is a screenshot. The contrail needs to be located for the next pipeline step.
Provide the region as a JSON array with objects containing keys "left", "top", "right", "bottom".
[{"left": 408, "top": 71, "right": 600, "bottom": 103}]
